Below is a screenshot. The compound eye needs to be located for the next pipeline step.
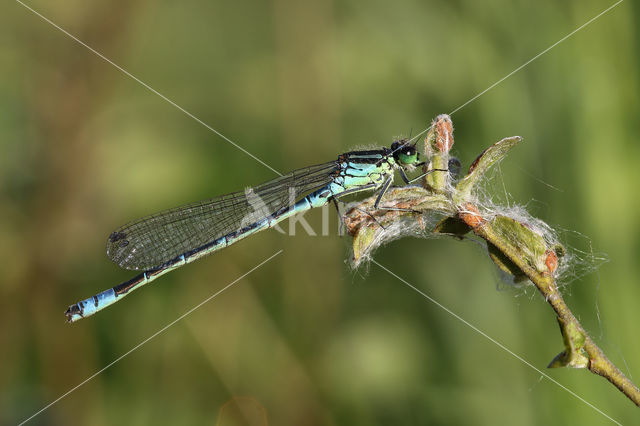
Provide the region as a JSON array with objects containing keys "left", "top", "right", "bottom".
[{"left": 397, "top": 146, "right": 419, "bottom": 165}]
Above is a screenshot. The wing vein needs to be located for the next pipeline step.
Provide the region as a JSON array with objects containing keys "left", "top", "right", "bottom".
[{"left": 106, "top": 161, "right": 338, "bottom": 270}]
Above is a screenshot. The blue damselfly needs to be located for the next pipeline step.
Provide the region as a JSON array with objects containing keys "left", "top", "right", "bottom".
[{"left": 65, "top": 140, "right": 444, "bottom": 322}]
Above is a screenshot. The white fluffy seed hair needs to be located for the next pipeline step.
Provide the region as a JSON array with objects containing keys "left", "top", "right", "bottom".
[
  {"left": 472, "top": 169, "right": 607, "bottom": 287},
  {"left": 349, "top": 168, "right": 607, "bottom": 288}
]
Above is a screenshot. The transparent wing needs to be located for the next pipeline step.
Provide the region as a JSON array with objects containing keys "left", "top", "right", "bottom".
[{"left": 107, "top": 161, "right": 338, "bottom": 270}]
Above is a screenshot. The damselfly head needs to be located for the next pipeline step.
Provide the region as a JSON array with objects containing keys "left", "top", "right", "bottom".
[{"left": 391, "top": 139, "right": 420, "bottom": 166}]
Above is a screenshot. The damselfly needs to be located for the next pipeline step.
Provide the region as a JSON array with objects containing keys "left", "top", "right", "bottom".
[{"left": 65, "top": 140, "right": 445, "bottom": 322}]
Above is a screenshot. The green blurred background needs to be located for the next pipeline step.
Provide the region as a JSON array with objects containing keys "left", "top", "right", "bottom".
[{"left": 2, "top": 0, "right": 639, "bottom": 424}]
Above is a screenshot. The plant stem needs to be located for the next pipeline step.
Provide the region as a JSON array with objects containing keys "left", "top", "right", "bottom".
[
  {"left": 345, "top": 116, "right": 640, "bottom": 406},
  {"left": 459, "top": 203, "right": 640, "bottom": 406}
]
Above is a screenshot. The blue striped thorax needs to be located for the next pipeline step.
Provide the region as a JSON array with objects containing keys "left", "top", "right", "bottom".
[{"left": 332, "top": 140, "right": 420, "bottom": 189}]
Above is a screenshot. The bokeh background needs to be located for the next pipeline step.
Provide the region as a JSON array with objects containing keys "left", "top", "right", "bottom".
[{"left": 2, "top": 0, "right": 639, "bottom": 424}]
